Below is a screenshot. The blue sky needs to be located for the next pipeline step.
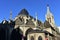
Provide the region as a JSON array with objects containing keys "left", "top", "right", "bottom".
[{"left": 0, "top": 0, "right": 60, "bottom": 26}]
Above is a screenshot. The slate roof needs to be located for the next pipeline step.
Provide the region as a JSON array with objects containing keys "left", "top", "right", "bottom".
[{"left": 18, "top": 9, "right": 29, "bottom": 16}]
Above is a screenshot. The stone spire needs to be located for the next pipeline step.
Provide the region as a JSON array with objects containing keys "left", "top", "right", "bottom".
[
  {"left": 47, "top": 4, "right": 50, "bottom": 13},
  {"left": 33, "top": 12, "right": 39, "bottom": 30},
  {"left": 45, "top": 4, "right": 55, "bottom": 27},
  {"left": 10, "top": 10, "right": 12, "bottom": 20},
  {"left": 45, "top": 4, "right": 52, "bottom": 21},
  {"left": 35, "top": 12, "right": 38, "bottom": 27},
  {"left": 36, "top": 12, "right": 37, "bottom": 23},
  {"left": 18, "top": 9, "right": 29, "bottom": 16}
]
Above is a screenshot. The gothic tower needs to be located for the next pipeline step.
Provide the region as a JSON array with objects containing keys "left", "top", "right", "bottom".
[{"left": 45, "top": 5, "right": 55, "bottom": 27}]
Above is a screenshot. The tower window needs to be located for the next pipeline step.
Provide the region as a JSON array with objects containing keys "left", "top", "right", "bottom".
[{"left": 47, "top": 18, "right": 51, "bottom": 23}]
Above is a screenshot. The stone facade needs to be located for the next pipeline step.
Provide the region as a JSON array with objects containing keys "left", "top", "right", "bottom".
[{"left": 0, "top": 5, "right": 60, "bottom": 40}]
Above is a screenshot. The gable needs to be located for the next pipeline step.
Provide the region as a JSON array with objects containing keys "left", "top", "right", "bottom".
[{"left": 15, "top": 17, "right": 24, "bottom": 25}]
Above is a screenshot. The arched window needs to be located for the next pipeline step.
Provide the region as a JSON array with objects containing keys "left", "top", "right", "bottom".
[
  {"left": 47, "top": 18, "right": 51, "bottom": 23},
  {"left": 31, "top": 36, "right": 34, "bottom": 40},
  {"left": 38, "top": 36, "right": 42, "bottom": 40}
]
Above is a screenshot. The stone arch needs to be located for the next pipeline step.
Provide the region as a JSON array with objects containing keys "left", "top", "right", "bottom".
[
  {"left": 25, "top": 28, "right": 33, "bottom": 40},
  {"left": 38, "top": 36, "right": 42, "bottom": 40},
  {"left": 25, "top": 28, "right": 33, "bottom": 36},
  {"left": 31, "top": 36, "right": 34, "bottom": 40},
  {"left": 10, "top": 27, "right": 23, "bottom": 40}
]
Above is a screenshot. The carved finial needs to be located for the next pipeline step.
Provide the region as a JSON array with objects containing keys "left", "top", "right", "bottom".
[
  {"left": 35, "top": 12, "right": 37, "bottom": 23},
  {"left": 35, "top": 12, "right": 38, "bottom": 27},
  {"left": 10, "top": 10, "right": 12, "bottom": 20}
]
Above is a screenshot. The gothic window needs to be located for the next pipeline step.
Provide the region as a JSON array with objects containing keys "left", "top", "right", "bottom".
[
  {"left": 47, "top": 18, "right": 51, "bottom": 23},
  {"left": 47, "top": 18, "right": 49, "bottom": 22},
  {"left": 31, "top": 36, "right": 34, "bottom": 40},
  {"left": 38, "top": 36, "right": 42, "bottom": 40}
]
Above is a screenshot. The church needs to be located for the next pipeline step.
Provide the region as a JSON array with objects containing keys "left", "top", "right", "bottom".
[{"left": 0, "top": 5, "right": 60, "bottom": 40}]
